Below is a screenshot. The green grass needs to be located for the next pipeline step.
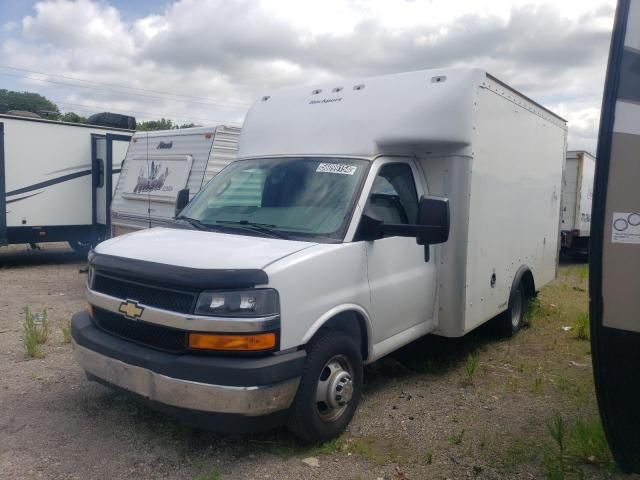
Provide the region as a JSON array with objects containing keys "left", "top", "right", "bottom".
[
  {"left": 568, "top": 418, "right": 615, "bottom": 469},
  {"left": 448, "top": 429, "right": 465, "bottom": 446},
  {"left": 23, "top": 306, "right": 49, "bottom": 358},
  {"left": 195, "top": 468, "right": 221, "bottom": 480},
  {"left": 62, "top": 319, "right": 72, "bottom": 343},
  {"left": 465, "top": 351, "right": 480, "bottom": 384},
  {"left": 573, "top": 313, "right": 589, "bottom": 341}
]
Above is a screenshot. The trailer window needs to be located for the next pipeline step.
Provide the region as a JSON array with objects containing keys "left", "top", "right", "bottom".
[{"left": 368, "top": 163, "right": 418, "bottom": 225}]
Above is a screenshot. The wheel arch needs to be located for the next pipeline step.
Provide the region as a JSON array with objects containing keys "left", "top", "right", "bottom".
[
  {"left": 301, "top": 305, "right": 373, "bottom": 362},
  {"left": 511, "top": 265, "right": 536, "bottom": 299}
]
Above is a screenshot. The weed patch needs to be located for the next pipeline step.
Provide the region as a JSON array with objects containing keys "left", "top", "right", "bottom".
[
  {"left": 573, "top": 314, "right": 589, "bottom": 341},
  {"left": 23, "top": 306, "right": 49, "bottom": 358},
  {"left": 62, "top": 319, "right": 72, "bottom": 343}
]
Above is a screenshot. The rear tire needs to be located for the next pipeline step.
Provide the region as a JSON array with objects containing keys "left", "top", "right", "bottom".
[
  {"left": 496, "top": 281, "right": 527, "bottom": 337},
  {"left": 287, "top": 330, "right": 363, "bottom": 442}
]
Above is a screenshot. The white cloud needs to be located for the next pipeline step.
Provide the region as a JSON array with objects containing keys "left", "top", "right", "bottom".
[{"left": 0, "top": 0, "right": 615, "bottom": 151}]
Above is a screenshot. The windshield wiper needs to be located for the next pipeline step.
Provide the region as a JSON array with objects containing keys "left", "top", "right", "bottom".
[
  {"left": 176, "top": 216, "right": 212, "bottom": 231},
  {"left": 214, "top": 220, "right": 289, "bottom": 239}
]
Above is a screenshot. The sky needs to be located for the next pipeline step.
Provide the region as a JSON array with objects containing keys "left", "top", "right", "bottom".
[{"left": 0, "top": 0, "right": 617, "bottom": 152}]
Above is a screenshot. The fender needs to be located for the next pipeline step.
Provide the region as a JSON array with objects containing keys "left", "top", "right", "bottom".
[
  {"left": 509, "top": 264, "right": 536, "bottom": 301},
  {"left": 301, "top": 303, "right": 374, "bottom": 361}
]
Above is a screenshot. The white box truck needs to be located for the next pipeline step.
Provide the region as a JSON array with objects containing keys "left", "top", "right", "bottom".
[
  {"left": 560, "top": 150, "right": 595, "bottom": 259},
  {"left": 71, "top": 67, "right": 567, "bottom": 441},
  {"left": 0, "top": 113, "right": 134, "bottom": 252},
  {"left": 110, "top": 125, "right": 241, "bottom": 236}
]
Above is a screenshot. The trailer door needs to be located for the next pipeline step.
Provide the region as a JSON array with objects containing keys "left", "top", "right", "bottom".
[
  {"left": 92, "top": 133, "right": 131, "bottom": 240},
  {"left": 92, "top": 135, "right": 108, "bottom": 232},
  {"left": 0, "top": 122, "right": 6, "bottom": 245}
]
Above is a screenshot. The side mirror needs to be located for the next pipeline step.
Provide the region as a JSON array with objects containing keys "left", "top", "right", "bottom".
[
  {"left": 415, "top": 196, "right": 450, "bottom": 245},
  {"left": 359, "top": 195, "right": 450, "bottom": 252},
  {"left": 174, "top": 188, "right": 190, "bottom": 217}
]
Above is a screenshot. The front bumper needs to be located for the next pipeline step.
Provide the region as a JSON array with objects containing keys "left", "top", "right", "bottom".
[{"left": 71, "top": 311, "right": 304, "bottom": 419}]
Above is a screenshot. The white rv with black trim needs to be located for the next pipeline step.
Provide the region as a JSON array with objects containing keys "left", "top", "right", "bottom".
[
  {"left": 72, "top": 67, "right": 567, "bottom": 441},
  {"left": 0, "top": 113, "right": 133, "bottom": 250}
]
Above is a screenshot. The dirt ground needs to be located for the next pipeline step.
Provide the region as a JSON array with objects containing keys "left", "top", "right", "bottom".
[{"left": 0, "top": 242, "right": 638, "bottom": 480}]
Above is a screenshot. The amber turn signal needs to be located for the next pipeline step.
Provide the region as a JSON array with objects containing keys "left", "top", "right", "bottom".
[{"left": 188, "top": 332, "right": 276, "bottom": 351}]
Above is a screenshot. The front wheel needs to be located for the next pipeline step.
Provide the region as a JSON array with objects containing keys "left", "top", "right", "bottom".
[{"left": 287, "top": 330, "right": 363, "bottom": 442}]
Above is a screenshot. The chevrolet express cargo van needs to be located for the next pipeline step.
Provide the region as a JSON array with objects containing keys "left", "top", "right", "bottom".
[{"left": 71, "top": 67, "right": 567, "bottom": 441}]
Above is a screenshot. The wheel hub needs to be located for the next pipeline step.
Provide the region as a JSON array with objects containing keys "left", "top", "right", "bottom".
[
  {"left": 316, "top": 356, "right": 354, "bottom": 422},
  {"left": 328, "top": 371, "right": 353, "bottom": 409}
]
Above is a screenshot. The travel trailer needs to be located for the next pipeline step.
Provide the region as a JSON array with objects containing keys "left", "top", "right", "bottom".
[
  {"left": 71, "top": 67, "right": 567, "bottom": 441},
  {"left": 110, "top": 125, "right": 241, "bottom": 236},
  {"left": 561, "top": 150, "right": 596, "bottom": 259},
  {"left": 0, "top": 113, "right": 134, "bottom": 252}
]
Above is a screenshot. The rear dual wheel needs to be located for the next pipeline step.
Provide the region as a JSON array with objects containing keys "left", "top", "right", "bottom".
[
  {"left": 287, "top": 330, "right": 363, "bottom": 442},
  {"left": 496, "top": 281, "right": 527, "bottom": 337}
]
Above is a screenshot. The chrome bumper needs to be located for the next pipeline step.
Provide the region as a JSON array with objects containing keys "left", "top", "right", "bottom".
[{"left": 73, "top": 341, "right": 300, "bottom": 416}]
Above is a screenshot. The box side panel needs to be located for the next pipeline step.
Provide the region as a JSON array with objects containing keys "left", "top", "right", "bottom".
[
  {"left": 4, "top": 119, "right": 126, "bottom": 227},
  {"left": 420, "top": 155, "right": 473, "bottom": 337},
  {"left": 464, "top": 84, "right": 566, "bottom": 332},
  {"left": 111, "top": 131, "right": 216, "bottom": 230},
  {"left": 201, "top": 126, "right": 241, "bottom": 187},
  {"left": 562, "top": 157, "right": 579, "bottom": 231}
]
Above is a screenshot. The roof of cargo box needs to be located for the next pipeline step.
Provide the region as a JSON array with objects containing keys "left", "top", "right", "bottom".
[{"left": 238, "top": 67, "right": 566, "bottom": 159}]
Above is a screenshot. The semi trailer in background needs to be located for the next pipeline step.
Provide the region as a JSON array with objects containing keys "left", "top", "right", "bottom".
[
  {"left": 0, "top": 112, "right": 134, "bottom": 252},
  {"left": 72, "top": 67, "right": 566, "bottom": 441},
  {"left": 110, "top": 125, "right": 240, "bottom": 236},
  {"left": 561, "top": 150, "right": 596, "bottom": 259}
]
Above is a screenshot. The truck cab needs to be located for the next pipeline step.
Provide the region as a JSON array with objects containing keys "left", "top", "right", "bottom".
[{"left": 71, "top": 67, "right": 566, "bottom": 441}]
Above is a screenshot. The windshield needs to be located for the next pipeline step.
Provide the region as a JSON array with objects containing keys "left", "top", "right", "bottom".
[{"left": 178, "top": 157, "right": 369, "bottom": 242}]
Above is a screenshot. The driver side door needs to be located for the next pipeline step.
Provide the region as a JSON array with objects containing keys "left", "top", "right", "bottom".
[{"left": 362, "top": 158, "right": 438, "bottom": 345}]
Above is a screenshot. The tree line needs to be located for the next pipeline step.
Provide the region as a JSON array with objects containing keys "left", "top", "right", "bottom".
[{"left": 0, "top": 89, "right": 198, "bottom": 131}]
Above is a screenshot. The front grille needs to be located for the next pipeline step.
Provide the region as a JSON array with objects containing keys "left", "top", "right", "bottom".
[
  {"left": 93, "top": 307, "right": 188, "bottom": 353},
  {"left": 93, "top": 273, "right": 196, "bottom": 314}
]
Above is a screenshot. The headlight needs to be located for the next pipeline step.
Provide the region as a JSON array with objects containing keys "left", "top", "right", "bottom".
[{"left": 195, "top": 289, "right": 279, "bottom": 317}]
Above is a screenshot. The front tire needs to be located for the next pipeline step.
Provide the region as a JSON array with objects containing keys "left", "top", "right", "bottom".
[{"left": 287, "top": 330, "right": 363, "bottom": 442}]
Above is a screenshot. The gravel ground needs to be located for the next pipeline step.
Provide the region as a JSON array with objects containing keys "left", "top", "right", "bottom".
[{"left": 0, "top": 242, "right": 637, "bottom": 480}]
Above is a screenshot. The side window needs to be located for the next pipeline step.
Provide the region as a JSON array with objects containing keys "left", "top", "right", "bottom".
[{"left": 368, "top": 163, "right": 419, "bottom": 225}]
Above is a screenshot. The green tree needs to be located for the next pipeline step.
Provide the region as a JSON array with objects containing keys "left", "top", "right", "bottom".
[
  {"left": 0, "top": 89, "right": 60, "bottom": 118},
  {"left": 60, "top": 111, "right": 87, "bottom": 123},
  {"left": 137, "top": 118, "right": 174, "bottom": 131}
]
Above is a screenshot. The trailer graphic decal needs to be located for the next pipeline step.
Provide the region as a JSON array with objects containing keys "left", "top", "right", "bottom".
[
  {"left": 133, "top": 161, "right": 170, "bottom": 194},
  {"left": 122, "top": 156, "right": 192, "bottom": 203}
]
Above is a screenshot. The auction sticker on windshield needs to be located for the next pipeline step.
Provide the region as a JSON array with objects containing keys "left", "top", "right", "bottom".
[
  {"left": 612, "top": 212, "right": 640, "bottom": 244},
  {"left": 316, "top": 163, "right": 357, "bottom": 175}
]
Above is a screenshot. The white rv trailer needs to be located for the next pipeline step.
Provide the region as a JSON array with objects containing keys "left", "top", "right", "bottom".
[
  {"left": 110, "top": 125, "right": 241, "bottom": 236},
  {"left": 560, "top": 150, "right": 596, "bottom": 258},
  {"left": 0, "top": 113, "right": 133, "bottom": 251},
  {"left": 72, "top": 67, "right": 567, "bottom": 441}
]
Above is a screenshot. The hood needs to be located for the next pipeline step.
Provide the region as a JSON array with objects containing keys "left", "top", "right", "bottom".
[{"left": 94, "top": 227, "right": 317, "bottom": 270}]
